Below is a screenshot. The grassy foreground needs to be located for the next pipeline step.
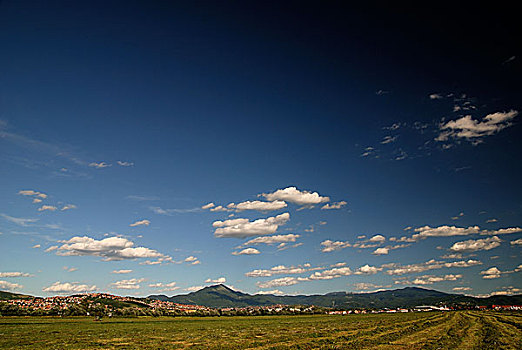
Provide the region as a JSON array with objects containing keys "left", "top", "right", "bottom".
[{"left": 0, "top": 311, "right": 520, "bottom": 349}]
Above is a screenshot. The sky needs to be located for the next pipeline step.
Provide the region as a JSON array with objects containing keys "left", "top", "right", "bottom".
[{"left": 0, "top": 1, "right": 521, "bottom": 298}]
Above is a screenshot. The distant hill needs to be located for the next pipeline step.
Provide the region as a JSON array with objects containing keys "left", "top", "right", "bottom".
[
  {"left": 0, "top": 291, "right": 33, "bottom": 300},
  {"left": 148, "top": 284, "right": 522, "bottom": 309}
]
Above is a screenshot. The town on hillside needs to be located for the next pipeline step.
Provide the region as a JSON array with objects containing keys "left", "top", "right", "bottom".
[{"left": 1, "top": 292, "right": 520, "bottom": 317}]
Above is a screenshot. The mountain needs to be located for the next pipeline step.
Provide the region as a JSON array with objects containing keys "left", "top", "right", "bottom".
[{"left": 148, "top": 284, "right": 522, "bottom": 309}]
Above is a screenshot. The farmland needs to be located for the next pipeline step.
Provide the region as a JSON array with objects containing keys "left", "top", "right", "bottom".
[{"left": 0, "top": 311, "right": 520, "bottom": 349}]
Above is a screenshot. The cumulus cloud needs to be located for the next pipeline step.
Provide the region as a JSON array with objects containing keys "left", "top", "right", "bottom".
[
  {"left": 184, "top": 256, "right": 198, "bottom": 262},
  {"left": 232, "top": 248, "right": 260, "bottom": 256},
  {"left": 61, "top": 204, "right": 76, "bottom": 211},
  {"left": 262, "top": 187, "right": 329, "bottom": 206},
  {"left": 369, "top": 235, "right": 386, "bottom": 242},
  {"left": 384, "top": 259, "right": 482, "bottom": 275},
  {"left": 89, "top": 162, "right": 111, "bottom": 168},
  {"left": 47, "top": 236, "right": 164, "bottom": 261},
  {"left": 110, "top": 278, "right": 145, "bottom": 289},
  {"left": 129, "top": 219, "right": 151, "bottom": 227},
  {"left": 43, "top": 281, "right": 96, "bottom": 293},
  {"left": 321, "top": 201, "right": 347, "bottom": 210},
  {"left": 38, "top": 205, "right": 57, "bottom": 212},
  {"left": 256, "top": 277, "right": 299, "bottom": 288},
  {"left": 227, "top": 200, "right": 287, "bottom": 212},
  {"left": 111, "top": 269, "right": 133, "bottom": 274},
  {"left": 213, "top": 213, "right": 290, "bottom": 238},
  {"left": 373, "top": 247, "right": 389, "bottom": 255},
  {"left": 185, "top": 285, "right": 205, "bottom": 292},
  {"left": 306, "top": 267, "right": 352, "bottom": 280},
  {"left": 240, "top": 234, "right": 300, "bottom": 247},
  {"left": 510, "top": 238, "right": 522, "bottom": 246},
  {"left": 412, "top": 225, "right": 481, "bottom": 240},
  {"left": 480, "top": 267, "right": 502, "bottom": 279},
  {"left": 201, "top": 202, "right": 215, "bottom": 210},
  {"left": 0, "top": 280, "right": 23, "bottom": 290},
  {"left": 0, "top": 272, "right": 32, "bottom": 277},
  {"left": 205, "top": 277, "right": 226, "bottom": 283},
  {"left": 245, "top": 264, "right": 314, "bottom": 278},
  {"left": 320, "top": 240, "right": 351, "bottom": 252},
  {"left": 437, "top": 110, "right": 518, "bottom": 143},
  {"left": 18, "top": 190, "right": 47, "bottom": 199},
  {"left": 396, "top": 274, "right": 462, "bottom": 285},
  {"left": 354, "top": 264, "right": 382, "bottom": 275},
  {"left": 149, "top": 282, "right": 178, "bottom": 291},
  {"left": 450, "top": 236, "right": 502, "bottom": 252}
]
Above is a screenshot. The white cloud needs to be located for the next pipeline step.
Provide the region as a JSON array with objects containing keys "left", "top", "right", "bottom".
[
  {"left": 437, "top": 110, "right": 518, "bottom": 142},
  {"left": 353, "top": 282, "right": 385, "bottom": 290},
  {"left": 412, "top": 225, "right": 481, "bottom": 240},
  {"left": 396, "top": 274, "right": 462, "bottom": 285},
  {"left": 510, "top": 238, "right": 522, "bottom": 246},
  {"left": 320, "top": 240, "right": 351, "bottom": 252},
  {"left": 480, "top": 267, "right": 502, "bottom": 279},
  {"left": 48, "top": 236, "right": 164, "bottom": 261},
  {"left": 117, "top": 161, "right": 134, "bottom": 167},
  {"left": 150, "top": 206, "right": 201, "bottom": 215},
  {"left": 213, "top": 212, "right": 290, "bottom": 238},
  {"left": 245, "top": 264, "right": 313, "bottom": 278},
  {"left": 240, "top": 234, "right": 300, "bottom": 247},
  {"left": 89, "top": 162, "right": 111, "bottom": 168},
  {"left": 149, "top": 282, "right": 178, "bottom": 291},
  {"left": 205, "top": 277, "right": 226, "bottom": 283},
  {"left": 255, "top": 289, "right": 284, "bottom": 295},
  {"left": 450, "top": 236, "right": 502, "bottom": 252},
  {"left": 487, "top": 227, "right": 522, "bottom": 235},
  {"left": 453, "top": 287, "right": 472, "bottom": 292},
  {"left": 373, "top": 247, "right": 389, "bottom": 255},
  {"left": 256, "top": 277, "right": 299, "bottom": 288},
  {"left": 33, "top": 198, "right": 42, "bottom": 203},
  {"left": 321, "top": 201, "right": 347, "bottom": 210},
  {"left": 63, "top": 267, "right": 77, "bottom": 272},
  {"left": 232, "top": 248, "right": 260, "bottom": 255},
  {"left": 18, "top": 190, "right": 47, "bottom": 198},
  {"left": 38, "top": 205, "right": 57, "bottom": 212},
  {"left": 381, "top": 135, "right": 397, "bottom": 144},
  {"left": 227, "top": 200, "right": 287, "bottom": 212},
  {"left": 0, "top": 272, "right": 32, "bottom": 277},
  {"left": 61, "top": 204, "right": 76, "bottom": 211},
  {"left": 201, "top": 203, "right": 215, "bottom": 210},
  {"left": 32, "top": 244, "right": 41, "bottom": 248},
  {"left": 110, "top": 278, "right": 145, "bottom": 289},
  {"left": 369, "top": 234, "right": 386, "bottom": 242},
  {"left": 111, "top": 269, "right": 133, "bottom": 274},
  {"left": 306, "top": 267, "right": 352, "bottom": 280},
  {"left": 43, "top": 281, "right": 96, "bottom": 293},
  {"left": 184, "top": 256, "right": 198, "bottom": 262},
  {"left": 384, "top": 259, "right": 482, "bottom": 275},
  {"left": 0, "top": 280, "right": 23, "bottom": 290},
  {"left": 486, "top": 218, "right": 498, "bottom": 223},
  {"left": 354, "top": 264, "right": 382, "bottom": 275},
  {"left": 185, "top": 285, "right": 205, "bottom": 292},
  {"left": 130, "top": 219, "right": 151, "bottom": 227},
  {"left": 430, "top": 93, "right": 443, "bottom": 100},
  {"left": 262, "top": 187, "right": 330, "bottom": 206}
]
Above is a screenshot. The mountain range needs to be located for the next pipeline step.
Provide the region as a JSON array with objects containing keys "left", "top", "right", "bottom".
[{"left": 148, "top": 284, "right": 522, "bottom": 309}]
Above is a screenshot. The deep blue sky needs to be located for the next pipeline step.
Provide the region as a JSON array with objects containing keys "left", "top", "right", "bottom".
[{"left": 1, "top": 1, "right": 520, "bottom": 297}]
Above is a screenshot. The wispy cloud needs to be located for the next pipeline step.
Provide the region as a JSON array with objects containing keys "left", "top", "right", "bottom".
[
  {"left": 231, "top": 248, "right": 260, "bottom": 255},
  {"left": 0, "top": 213, "right": 38, "bottom": 227},
  {"left": 89, "top": 161, "right": 111, "bottom": 168},
  {"left": 129, "top": 219, "right": 151, "bottom": 227},
  {"left": 150, "top": 206, "right": 201, "bottom": 215},
  {"left": 117, "top": 161, "right": 134, "bottom": 167}
]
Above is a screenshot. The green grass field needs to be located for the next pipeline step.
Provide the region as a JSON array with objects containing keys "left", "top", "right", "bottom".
[{"left": 0, "top": 311, "right": 520, "bottom": 349}]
